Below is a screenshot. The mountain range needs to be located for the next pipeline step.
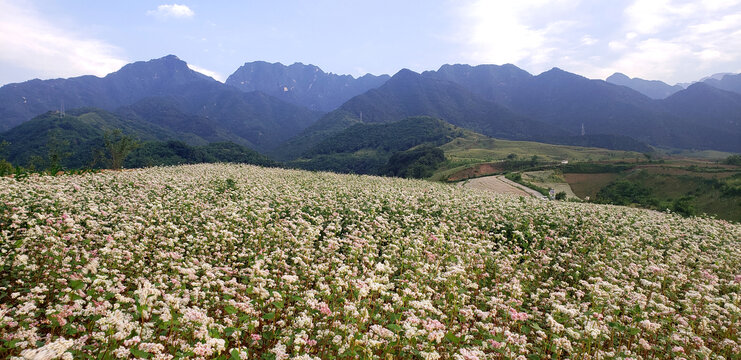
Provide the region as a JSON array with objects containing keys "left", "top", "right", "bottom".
[
  {"left": 225, "top": 61, "right": 389, "bottom": 111},
  {"left": 280, "top": 64, "right": 740, "bottom": 158},
  {"left": 0, "top": 55, "right": 321, "bottom": 151},
  {"left": 605, "top": 73, "right": 685, "bottom": 99},
  {"left": 1, "top": 55, "right": 740, "bottom": 169},
  {"left": 605, "top": 72, "right": 741, "bottom": 100}
]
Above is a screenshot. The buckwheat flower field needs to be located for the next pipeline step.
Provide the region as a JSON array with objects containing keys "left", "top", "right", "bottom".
[{"left": 1, "top": 164, "right": 740, "bottom": 360}]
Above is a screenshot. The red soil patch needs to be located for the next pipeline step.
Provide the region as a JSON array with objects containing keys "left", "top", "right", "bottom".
[{"left": 447, "top": 163, "right": 504, "bottom": 182}]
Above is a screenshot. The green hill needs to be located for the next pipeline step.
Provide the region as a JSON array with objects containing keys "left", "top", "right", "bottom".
[
  {"left": 126, "top": 141, "right": 276, "bottom": 168},
  {"left": 288, "top": 116, "right": 464, "bottom": 176},
  {"left": 0, "top": 108, "right": 178, "bottom": 168},
  {"left": 0, "top": 108, "right": 275, "bottom": 170}
]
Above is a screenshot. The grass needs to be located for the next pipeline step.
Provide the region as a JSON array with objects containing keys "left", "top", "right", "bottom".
[
  {"left": 439, "top": 135, "right": 642, "bottom": 163},
  {"left": 564, "top": 173, "right": 621, "bottom": 199},
  {"left": 521, "top": 170, "right": 579, "bottom": 199},
  {"left": 562, "top": 164, "right": 741, "bottom": 222},
  {"left": 656, "top": 148, "right": 737, "bottom": 160},
  {"left": 432, "top": 135, "right": 642, "bottom": 181}
]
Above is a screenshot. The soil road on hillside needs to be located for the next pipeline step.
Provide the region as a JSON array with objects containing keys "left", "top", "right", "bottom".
[{"left": 459, "top": 175, "right": 547, "bottom": 199}]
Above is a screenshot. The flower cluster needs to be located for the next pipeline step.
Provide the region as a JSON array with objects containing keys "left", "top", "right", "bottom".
[{"left": 1, "top": 163, "right": 739, "bottom": 359}]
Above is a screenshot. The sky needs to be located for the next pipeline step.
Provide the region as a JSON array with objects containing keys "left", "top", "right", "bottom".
[{"left": 1, "top": 0, "right": 741, "bottom": 86}]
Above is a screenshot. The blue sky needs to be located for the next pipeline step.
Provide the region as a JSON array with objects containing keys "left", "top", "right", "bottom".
[{"left": 1, "top": 0, "right": 741, "bottom": 86}]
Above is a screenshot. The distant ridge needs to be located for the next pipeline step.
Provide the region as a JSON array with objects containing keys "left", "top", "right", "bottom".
[
  {"left": 0, "top": 55, "right": 322, "bottom": 151},
  {"left": 2, "top": 55, "right": 740, "bottom": 160},
  {"left": 225, "top": 61, "right": 389, "bottom": 111},
  {"left": 703, "top": 73, "right": 741, "bottom": 95},
  {"left": 606, "top": 72, "right": 684, "bottom": 99}
]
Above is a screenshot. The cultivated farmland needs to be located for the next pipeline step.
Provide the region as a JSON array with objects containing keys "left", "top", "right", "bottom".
[{"left": 1, "top": 164, "right": 739, "bottom": 359}]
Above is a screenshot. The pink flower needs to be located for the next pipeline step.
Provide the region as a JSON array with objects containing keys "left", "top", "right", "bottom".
[
  {"left": 508, "top": 308, "right": 529, "bottom": 321},
  {"left": 317, "top": 302, "right": 332, "bottom": 316},
  {"left": 193, "top": 342, "right": 214, "bottom": 357},
  {"left": 251, "top": 334, "right": 262, "bottom": 342}
]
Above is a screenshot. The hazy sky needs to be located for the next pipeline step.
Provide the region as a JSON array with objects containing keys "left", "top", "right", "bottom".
[{"left": 1, "top": 0, "right": 741, "bottom": 86}]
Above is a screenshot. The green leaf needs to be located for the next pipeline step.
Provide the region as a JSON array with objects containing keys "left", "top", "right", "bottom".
[
  {"left": 608, "top": 321, "right": 626, "bottom": 332},
  {"left": 69, "top": 280, "right": 84, "bottom": 290},
  {"left": 224, "top": 305, "right": 238, "bottom": 315},
  {"left": 231, "top": 349, "right": 242, "bottom": 360},
  {"left": 130, "top": 347, "right": 152, "bottom": 359},
  {"left": 387, "top": 324, "right": 402, "bottom": 333},
  {"left": 445, "top": 331, "right": 460, "bottom": 344},
  {"left": 273, "top": 301, "right": 284, "bottom": 309},
  {"left": 262, "top": 312, "right": 275, "bottom": 320},
  {"left": 224, "top": 327, "right": 237, "bottom": 337}
]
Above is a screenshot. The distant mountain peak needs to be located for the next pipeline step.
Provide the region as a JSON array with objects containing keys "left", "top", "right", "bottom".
[
  {"left": 537, "top": 67, "right": 588, "bottom": 82},
  {"left": 606, "top": 72, "right": 684, "bottom": 99},
  {"left": 539, "top": 67, "right": 578, "bottom": 78},
  {"left": 700, "top": 72, "right": 735, "bottom": 82},
  {"left": 225, "top": 61, "right": 389, "bottom": 111},
  {"left": 110, "top": 54, "right": 197, "bottom": 77},
  {"left": 606, "top": 72, "right": 631, "bottom": 82},
  {"left": 160, "top": 54, "right": 181, "bottom": 61},
  {"left": 391, "top": 68, "right": 420, "bottom": 78},
  {"left": 701, "top": 72, "right": 741, "bottom": 96}
]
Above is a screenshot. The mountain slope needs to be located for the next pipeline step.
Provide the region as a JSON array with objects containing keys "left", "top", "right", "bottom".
[
  {"left": 339, "top": 69, "right": 559, "bottom": 139},
  {"left": 512, "top": 68, "right": 741, "bottom": 151},
  {"left": 114, "top": 97, "right": 246, "bottom": 147},
  {"left": 421, "top": 63, "right": 534, "bottom": 107},
  {"left": 0, "top": 108, "right": 177, "bottom": 168},
  {"left": 703, "top": 73, "right": 741, "bottom": 95},
  {"left": 0, "top": 56, "right": 323, "bottom": 151},
  {"left": 0, "top": 55, "right": 208, "bottom": 131},
  {"left": 306, "top": 116, "right": 465, "bottom": 156},
  {"left": 0, "top": 107, "right": 278, "bottom": 169},
  {"left": 288, "top": 116, "right": 464, "bottom": 175},
  {"left": 226, "top": 61, "right": 389, "bottom": 111},
  {"left": 663, "top": 83, "right": 741, "bottom": 130},
  {"left": 267, "top": 110, "right": 362, "bottom": 161},
  {"left": 606, "top": 72, "right": 684, "bottom": 99},
  {"left": 273, "top": 68, "right": 662, "bottom": 160},
  {"left": 417, "top": 64, "right": 741, "bottom": 151}
]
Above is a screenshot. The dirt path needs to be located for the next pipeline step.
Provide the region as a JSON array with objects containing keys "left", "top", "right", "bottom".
[{"left": 460, "top": 175, "right": 547, "bottom": 199}]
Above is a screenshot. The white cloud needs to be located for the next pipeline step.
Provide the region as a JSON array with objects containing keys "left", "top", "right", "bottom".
[
  {"left": 457, "top": 0, "right": 741, "bottom": 83},
  {"left": 460, "top": 1, "right": 544, "bottom": 64},
  {"left": 458, "top": 0, "right": 583, "bottom": 71},
  {"left": 610, "top": 0, "right": 741, "bottom": 82},
  {"left": 147, "top": 4, "right": 194, "bottom": 19},
  {"left": 0, "top": 1, "right": 127, "bottom": 84},
  {"left": 187, "top": 64, "right": 224, "bottom": 82},
  {"left": 581, "top": 35, "right": 598, "bottom": 46}
]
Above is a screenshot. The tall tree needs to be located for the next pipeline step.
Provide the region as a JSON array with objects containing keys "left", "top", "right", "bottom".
[
  {"left": 45, "top": 130, "right": 71, "bottom": 174},
  {"left": 104, "top": 129, "right": 140, "bottom": 170}
]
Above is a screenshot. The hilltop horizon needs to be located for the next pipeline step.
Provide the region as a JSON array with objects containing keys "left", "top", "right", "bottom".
[
  {"left": 2, "top": 1, "right": 741, "bottom": 86},
  {"left": 3, "top": 54, "right": 737, "bottom": 89}
]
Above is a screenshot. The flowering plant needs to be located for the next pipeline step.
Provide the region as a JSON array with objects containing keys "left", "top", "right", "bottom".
[{"left": 1, "top": 164, "right": 739, "bottom": 359}]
